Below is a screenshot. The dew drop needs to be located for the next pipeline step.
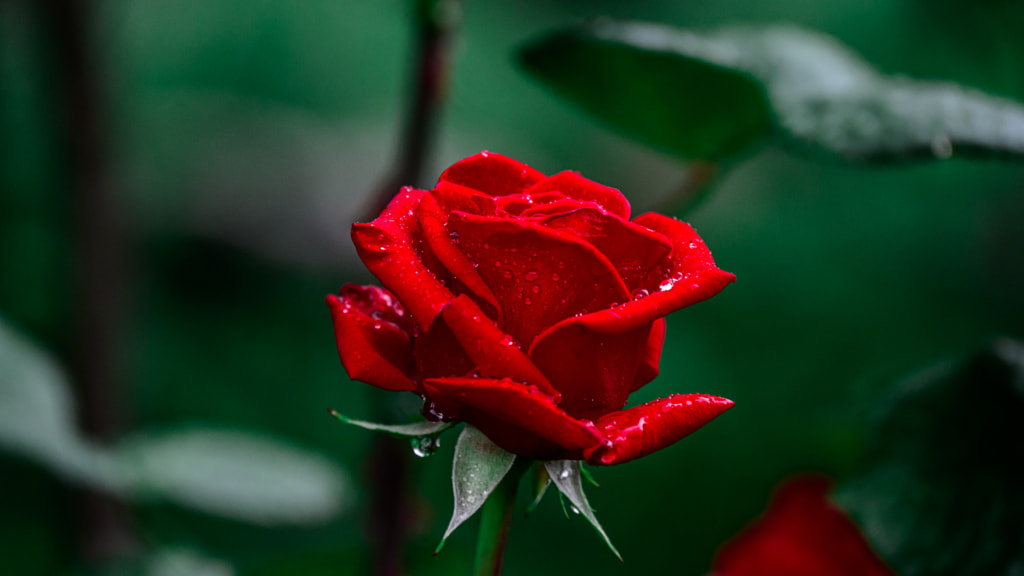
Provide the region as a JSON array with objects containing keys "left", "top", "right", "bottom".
[
  {"left": 570, "top": 505, "right": 581, "bottom": 515},
  {"left": 411, "top": 436, "right": 440, "bottom": 458},
  {"left": 558, "top": 261, "right": 566, "bottom": 269},
  {"left": 524, "top": 297, "right": 532, "bottom": 305},
  {"left": 449, "top": 231, "right": 459, "bottom": 242},
  {"left": 503, "top": 269, "right": 514, "bottom": 279},
  {"left": 559, "top": 470, "right": 570, "bottom": 480},
  {"left": 531, "top": 285, "right": 541, "bottom": 294},
  {"left": 525, "top": 270, "right": 539, "bottom": 282},
  {"left": 631, "top": 288, "right": 649, "bottom": 301},
  {"left": 551, "top": 272, "right": 560, "bottom": 281}
]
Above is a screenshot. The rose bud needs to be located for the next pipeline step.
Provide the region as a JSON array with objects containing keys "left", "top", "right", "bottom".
[{"left": 328, "top": 151, "right": 736, "bottom": 465}]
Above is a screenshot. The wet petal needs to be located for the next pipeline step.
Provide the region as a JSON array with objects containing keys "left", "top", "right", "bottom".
[
  {"left": 327, "top": 285, "right": 416, "bottom": 392},
  {"left": 496, "top": 191, "right": 568, "bottom": 216},
  {"left": 714, "top": 476, "right": 896, "bottom": 576},
  {"left": 437, "top": 151, "right": 545, "bottom": 197},
  {"left": 418, "top": 191, "right": 501, "bottom": 320},
  {"left": 584, "top": 394, "right": 734, "bottom": 465},
  {"left": 548, "top": 214, "right": 735, "bottom": 336},
  {"left": 528, "top": 320, "right": 650, "bottom": 418},
  {"left": 447, "top": 212, "right": 631, "bottom": 348},
  {"left": 351, "top": 187, "right": 454, "bottom": 330},
  {"left": 423, "top": 377, "right": 605, "bottom": 459},
  {"left": 536, "top": 205, "right": 673, "bottom": 290},
  {"left": 525, "top": 170, "right": 631, "bottom": 220},
  {"left": 440, "top": 296, "right": 559, "bottom": 398},
  {"left": 632, "top": 318, "right": 666, "bottom": 392}
]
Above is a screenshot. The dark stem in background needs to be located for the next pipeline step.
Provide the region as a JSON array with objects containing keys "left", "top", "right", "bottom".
[
  {"left": 360, "top": 0, "right": 462, "bottom": 221},
  {"left": 41, "top": 0, "right": 135, "bottom": 560},
  {"left": 653, "top": 161, "right": 719, "bottom": 217},
  {"left": 362, "top": 2, "right": 462, "bottom": 575}
]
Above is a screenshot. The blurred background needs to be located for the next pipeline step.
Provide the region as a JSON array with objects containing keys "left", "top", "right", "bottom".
[{"left": 2, "top": 0, "right": 1023, "bottom": 575}]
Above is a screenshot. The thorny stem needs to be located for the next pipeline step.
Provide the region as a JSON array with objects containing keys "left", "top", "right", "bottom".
[
  {"left": 41, "top": 0, "right": 135, "bottom": 559},
  {"left": 364, "top": 2, "right": 463, "bottom": 575},
  {"left": 361, "top": 0, "right": 463, "bottom": 221},
  {"left": 473, "top": 463, "right": 527, "bottom": 576}
]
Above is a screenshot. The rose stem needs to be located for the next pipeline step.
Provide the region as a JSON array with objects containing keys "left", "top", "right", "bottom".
[
  {"left": 362, "top": 2, "right": 462, "bottom": 575},
  {"left": 41, "top": 0, "right": 136, "bottom": 559},
  {"left": 473, "top": 462, "right": 528, "bottom": 576},
  {"left": 360, "top": 0, "right": 462, "bottom": 221},
  {"left": 654, "top": 161, "right": 719, "bottom": 216}
]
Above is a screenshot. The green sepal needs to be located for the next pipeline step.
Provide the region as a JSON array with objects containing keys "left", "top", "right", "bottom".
[
  {"left": 328, "top": 410, "right": 453, "bottom": 438},
  {"left": 545, "top": 460, "right": 622, "bottom": 561}
]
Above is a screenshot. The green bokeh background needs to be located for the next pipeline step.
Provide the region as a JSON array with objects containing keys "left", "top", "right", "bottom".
[{"left": 2, "top": 0, "right": 1023, "bottom": 574}]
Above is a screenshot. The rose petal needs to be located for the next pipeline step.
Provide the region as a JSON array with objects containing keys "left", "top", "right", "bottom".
[
  {"left": 351, "top": 187, "right": 454, "bottom": 330},
  {"left": 632, "top": 318, "right": 666, "bottom": 392},
  {"left": 544, "top": 213, "right": 735, "bottom": 336},
  {"left": 447, "top": 212, "right": 631, "bottom": 348},
  {"left": 714, "top": 476, "right": 896, "bottom": 576},
  {"left": 327, "top": 285, "right": 416, "bottom": 392},
  {"left": 496, "top": 191, "right": 568, "bottom": 216},
  {"left": 525, "top": 170, "right": 631, "bottom": 220},
  {"left": 528, "top": 320, "right": 650, "bottom": 418},
  {"left": 415, "top": 306, "right": 477, "bottom": 381},
  {"left": 440, "top": 295, "right": 559, "bottom": 398},
  {"left": 583, "top": 394, "right": 734, "bottom": 465},
  {"left": 418, "top": 191, "right": 501, "bottom": 320},
  {"left": 423, "top": 377, "right": 605, "bottom": 459},
  {"left": 535, "top": 205, "right": 673, "bottom": 290},
  {"left": 437, "top": 151, "right": 546, "bottom": 197}
]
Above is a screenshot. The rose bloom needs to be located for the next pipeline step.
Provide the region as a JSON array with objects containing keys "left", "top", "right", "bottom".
[
  {"left": 328, "top": 152, "right": 735, "bottom": 465},
  {"left": 712, "top": 476, "right": 895, "bottom": 576}
]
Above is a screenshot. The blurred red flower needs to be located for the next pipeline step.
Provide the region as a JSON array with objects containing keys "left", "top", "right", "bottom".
[
  {"left": 713, "top": 476, "right": 895, "bottom": 576},
  {"left": 328, "top": 151, "right": 735, "bottom": 465}
]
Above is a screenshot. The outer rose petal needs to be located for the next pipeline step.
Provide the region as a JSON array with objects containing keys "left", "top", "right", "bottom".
[
  {"left": 713, "top": 476, "right": 895, "bottom": 576},
  {"left": 351, "top": 187, "right": 454, "bottom": 330},
  {"left": 547, "top": 213, "right": 735, "bottom": 336},
  {"left": 583, "top": 394, "right": 734, "bottom": 465},
  {"left": 439, "top": 296, "right": 559, "bottom": 398},
  {"left": 422, "top": 377, "right": 606, "bottom": 459},
  {"left": 327, "top": 285, "right": 416, "bottom": 392},
  {"left": 437, "top": 151, "right": 545, "bottom": 197},
  {"left": 418, "top": 191, "right": 501, "bottom": 320},
  {"left": 528, "top": 319, "right": 650, "bottom": 418},
  {"left": 496, "top": 191, "right": 568, "bottom": 216},
  {"left": 525, "top": 170, "right": 631, "bottom": 220},
  {"left": 632, "top": 318, "right": 666, "bottom": 392},
  {"left": 447, "top": 212, "right": 631, "bottom": 348}
]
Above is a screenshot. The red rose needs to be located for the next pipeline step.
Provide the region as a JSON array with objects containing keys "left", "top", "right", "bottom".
[
  {"left": 713, "top": 476, "right": 895, "bottom": 576},
  {"left": 327, "top": 151, "right": 735, "bottom": 465}
]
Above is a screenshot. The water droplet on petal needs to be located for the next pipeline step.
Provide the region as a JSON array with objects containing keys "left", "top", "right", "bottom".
[
  {"left": 525, "top": 270, "right": 539, "bottom": 282},
  {"left": 524, "top": 297, "right": 532, "bottom": 305},
  {"left": 551, "top": 272, "right": 560, "bottom": 281},
  {"left": 631, "top": 288, "right": 649, "bottom": 301},
  {"left": 531, "top": 285, "right": 541, "bottom": 294},
  {"left": 503, "top": 269, "right": 514, "bottom": 279}
]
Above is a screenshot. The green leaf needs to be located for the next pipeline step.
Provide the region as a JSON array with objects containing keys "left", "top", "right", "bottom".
[
  {"left": 329, "top": 409, "right": 453, "bottom": 438},
  {"left": 0, "top": 317, "right": 120, "bottom": 489},
  {"left": 521, "top": 22, "right": 1024, "bottom": 163},
  {"left": 519, "top": 23, "right": 773, "bottom": 161},
  {"left": 835, "top": 339, "right": 1024, "bottom": 576},
  {"left": 436, "top": 425, "right": 516, "bottom": 552},
  {"left": 545, "top": 460, "right": 622, "bottom": 561},
  {"left": 117, "top": 428, "right": 350, "bottom": 525}
]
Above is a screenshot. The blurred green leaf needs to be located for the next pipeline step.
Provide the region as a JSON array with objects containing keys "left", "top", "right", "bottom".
[
  {"left": 519, "top": 23, "right": 773, "bottom": 161},
  {"left": 545, "top": 460, "right": 621, "bottom": 561},
  {"left": 0, "top": 317, "right": 121, "bottom": 489},
  {"left": 835, "top": 339, "right": 1024, "bottom": 576},
  {"left": 437, "top": 425, "right": 516, "bottom": 552},
  {"left": 117, "top": 428, "right": 349, "bottom": 526},
  {"left": 521, "top": 22, "right": 1024, "bottom": 163}
]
